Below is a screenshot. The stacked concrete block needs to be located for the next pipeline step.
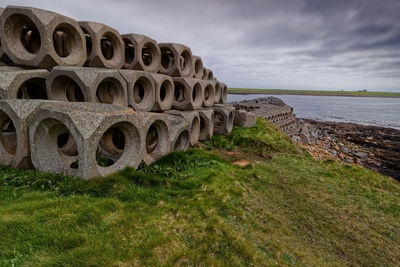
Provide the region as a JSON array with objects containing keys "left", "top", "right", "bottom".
[
  {"left": 172, "top": 77, "right": 204, "bottom": 110},
  {"left": 149, "top": 73, "right": 174, "bottom": 111},
  {"left": 119, "top": 70, "right": 155, "bottom": 111},
  {"left": 164, "top": 110, "right": 200, "bottom": 147},
  {"left": 0, "top": 6, "right": 86, "bottom": 68},
  {"left": 198, "top": 109, "right": 214, "bottom": 141},
  {"left": 0, "top": 5, "right": 246, "bottom": 179},
  {"left": 212, "top": 104, "right": 235, "bottom": 134},
  {"left": 0, "top": 68, "right": 49, "bottom": 99},
  {"left": 0, "top": 99, "right": 46, "bottom": 169},
  {"left": 79, "top": 21, "right": 125, "bottom": 69},
  {"left": 47, "top": 66, "right": 128, "bottom": 107},
  {"left": 159, "top": 43, "right": 194, "bottom": 78},
  {"left": 30, "top": 102, "right": 143, "bottom": 178},
  {"left": 122, "top": 34, "right": 161, "bottom": 73},
  {"left": 234, "top": 110, "right": 256, "bottom": 128},
  {"left": 193, "top": 56, "right": 204, "bottom": 79}
]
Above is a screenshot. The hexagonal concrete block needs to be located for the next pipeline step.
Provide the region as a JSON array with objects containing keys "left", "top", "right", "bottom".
[
  {"left": 201, "top": 80, "right": 215, "bottom": 107},
  {"left": 203, "top": 68, "right": 214, "bottom": 80},
  {"left": 234, "top": 109, "right": 256, "bottom": 128},
  {"left": 79, "top": 21, "right": 124, "bottom": 69},
  {"left": 47, "top": 66, "right": 128, "bottom": 107},
  {"left": 0, "top": 6, "right": 86, "bottom": 68},
  {"left": 119, "top": 70, "right": 155, "bottom": 111},
  {"left": 30, "top": 102, "right": 144, "bottom": 179},
  {"left": 193, "top": 56, "right": 204, "bottom": 79},
  {"left": 212, "top": 104, "right": 235, "bottom": 134},
  {"left": 164, "top": 110, "right": 200, "bottom": 147},
  {"left": 159, "top": 43, "right": 194, "bottom": 77},
  {"left": 148, "top": 73, "right": 174, "bottom": 111},
  {"left": 0, "top": 8, "right": 11, "bottom": 63},
  {"left": 172, "top": 77, "right": 204, "bottom": 110},
  {"left": 0, "top": 68, "right": 49, "bottom": 99},
  {"left": 210, "top": 80, "right": 222, "bottom": 104},
  {"left": 0, "top": 99, "right": 46, "bottom": 169},
  {"left": 122, "top": 33, "right": 161, "bottom": 73},
  {"left": 198, "top": 109, "right": 214, "bottom": 141},
  {"left": 220, "top": 82, "right": 228, "bottom": 104}
]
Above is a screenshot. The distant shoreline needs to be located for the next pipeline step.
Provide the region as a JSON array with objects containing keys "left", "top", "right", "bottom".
[{"left": 228, "top": 89, "right": 400, "bottom": 98}]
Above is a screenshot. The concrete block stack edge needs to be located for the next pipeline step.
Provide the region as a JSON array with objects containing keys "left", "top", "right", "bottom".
[{"left": 0, "top": 5, "right": 253, "bottom": 179}]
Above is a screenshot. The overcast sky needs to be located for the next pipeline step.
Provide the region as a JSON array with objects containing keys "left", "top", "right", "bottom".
[{"left": 2, "top": 0, "right": 400, "bottom": 91}]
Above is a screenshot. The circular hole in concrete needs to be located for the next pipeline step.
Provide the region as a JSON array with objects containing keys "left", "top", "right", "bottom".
[
  {"left": 179, "top": 50, "right": 192, "bottom": 75},
  {"left": 146, "top": 124, "right": 158, "bottom": 154},
  {"left": 133, "top": 77, "right": 151, "bottom": 104},
  {"left": 204, "top": 84, "right": 213, "bottom": 102},
  {"left": 214, "top": 111, "right": 224, "bottom": 129},
  {"left": 123, "top": 38, "right": 135, "bottom": 64},
  {"left": 80, "top": 27, "right": 92, "bottom": 56},
  {"left": 174, "top": 82, "right": 186, "bottom": 103},
  {"left": 174, "top": 130, "right": 189, "bottom": 151},
  {"left": 190, "top": 116, "right": 200, "bottom": 144},
  {"left": 17, "top": 78, "right": 47, "bottom": 99},
  {"left": 159, "top": 79, "right": 173, "bottom": 104},
  {"left": 142, "top": 42, "right": 156, "bottom": 66},
  {"left": 20, "top": 24, "right": 41, "bottom": 54},
  {"left": 4, "top": 14, "right": 41, "bottom": 55},
  {"left": 97, "top": 126, "right": 126, "bottom": 167},
  {"left": 161, "top": 47, "right": 174, "bottom": 70},
  {"left": 52, "top": 24, "right": 77, "bottom": 58},
  {"left": 100, "top": 33, "right": 115, "bottom": 60},
  {"left": 215, "top": 83, "right": 221, "bottom": 100},
  {"left": 96, "top": 78, "right": 124, "bottom": 105},
  {"left": 57, "top": 131, "right": 78, "bottom": 157},
  {"left": 0, "top": 113, "right": 17, "bottom": 155},
  {"left": 200, "top": 114, "right": 206, "bottom": 131},
  {"left": 192, "top": 82, "right": 202, "bottom": 105},
  {"left": 52, "top": 75, "right": 84, "bottom": 102},
  {"left": 194, "top": 59, "right": 202, "bottom": 75},
  {"left": 208, "top": 70, "right": 214, "bottom": 80}
]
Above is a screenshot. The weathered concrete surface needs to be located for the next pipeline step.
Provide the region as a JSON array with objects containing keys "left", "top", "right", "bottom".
[
  {"left": 203, "top": 68, "right": 214, "bottom": 80},
  {"left": 172, "top": 77, "right": 204, "bottom": 110},
  {"left": 220, "top": 83, "right": 228, "bottom": 104},
  {"left": 79, "top": 21, "right": 124, "bottom": 69},
  {"left": 234, "top": 109, "right": 256, "bottom": 128},
  {"left": 198, "top": 109, "right": 214, "bottom": 141},
  {"left": 47, "top": 66, "right": 128, "bottom": 107},
  {"left": 193, "top": 56, "right": 204, "bottom": 79},
  {"left": 232, "top": 97, "right": 296, "bottom": 132},
  {"left": 167, "top": 113, "right": 191, "bottom": 152},
  {"left": 0, "top": 99, "right": 46, "bottom": 169},
  {"left": 122, "top": 34, "right": 161, "bottom": 73},
  {"left": 137, "top": 111, "right": 171, "bottom": 165},
  {"left": 201, "top": 80, "right": 215, "bottom": 107},
  {"left": 119, "top": 70, "right": 155, "bottom": 111},
  {"left": 148, "top": 73, "right": 174, "bottom": 111},
  {"left": 30, "top": 102, "right": 142, "bottom": 179},
  {"left": 159, "top": 43, "right": 194, "bottom": 77},
  {"left": 0, "top": 68, "right": 49, "bottom": 99},
  {"left": 0, "top": 6, "right": 86, "bottom": 68},
  {"left": 165, "top": 110, "right": 200, "bottom": 146},
  {"left": 0, "top": 8, "right": 11, "bottom": 63},
  {"left": 211, "top": 80, "right": 222, "bottom": 104},
  {"left": 212, "top": 104, "right": 235, "bottom": 134}
]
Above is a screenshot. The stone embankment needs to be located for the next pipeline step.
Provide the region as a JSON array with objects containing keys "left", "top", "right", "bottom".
[{"left": 232, "top": 97, "right": 400, "bottom": 181}]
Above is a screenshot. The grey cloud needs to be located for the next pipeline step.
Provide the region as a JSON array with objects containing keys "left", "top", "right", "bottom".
[{"left": 1, "top": 0, "right": 399, "bottom": 91}]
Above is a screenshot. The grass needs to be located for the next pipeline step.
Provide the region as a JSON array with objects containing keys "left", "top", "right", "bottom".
[
  {"left": 0, "top": 118, "right": 400, "bottom": 266},
  {"left": 229, "top": 88, "right": 400, "bottom": 97}
]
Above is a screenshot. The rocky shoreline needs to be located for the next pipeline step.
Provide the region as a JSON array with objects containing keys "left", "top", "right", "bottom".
[{"left": 232, "top": 97, "right": 400, "bottom": 181}]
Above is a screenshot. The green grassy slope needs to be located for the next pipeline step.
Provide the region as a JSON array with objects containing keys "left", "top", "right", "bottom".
[
  {"left": 1, "top": 119, "right": 399, "bottom": 266},
  {"left": 228, "top": 88, "right": 400, "bottom": 97}
]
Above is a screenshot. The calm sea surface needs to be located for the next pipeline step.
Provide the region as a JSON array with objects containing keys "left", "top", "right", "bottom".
[{"left": 228, "top": 94, "right": 400, "bottom": 130}]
